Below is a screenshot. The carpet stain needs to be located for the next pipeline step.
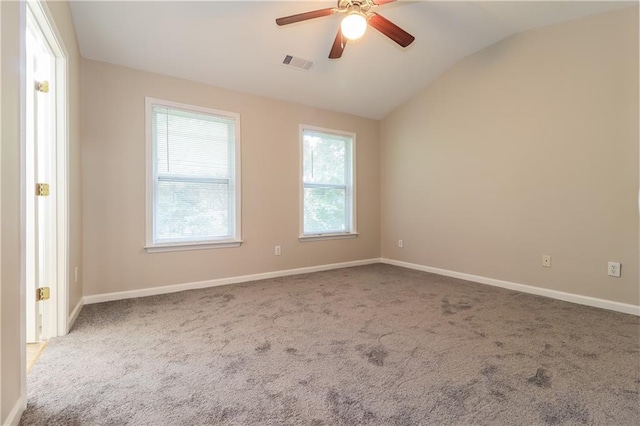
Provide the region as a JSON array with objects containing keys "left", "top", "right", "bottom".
[
  {"left": 214, "top": 294, "right": 235, "bottom": 306},
  {"left": 442, "top": 382, "right": 475, "bottom": 409},
  {"left": 490, "top": 390, "right": 507, "bottom": 401},
  {"left": 255, "top": 341, "right": 271, "bottom": 353},
  {"left": 539, "top": 400, "right": 590, "bottom": 425},
  {"left": 441, "top": 298, "right": 455, "bottom": 315},
  {"left": 219, "top": 407, "right": 238, "bottom": 421},
  {"left": 481, "top": 364, "right": 498, "bottom": 376},
  {"left": 222, "top": 358, "right": 246, "bottom": 377},
  {"left": 362, "top": 345, "right": 388, "bottom": 367},
  {"left": 541, "top": 343, "right": 557, "bottom": 357},
  {"left": 496, "top": 351, "right": 531, "bottom": 360},
  {"left": 528, "top": 368, "right": 552, "bottom": 388},
  {"left": 285, "top": 347, "right": 298, "bottom": 354},
  {"left": 441, "top": 298, "right": 473, "bottom": 315},
  {"left": 327, "top": 388, "right": 377, "bottom": 423},
  {"left": 572, "top": 349, "right": 598, "bottom": 359},
  {"left": 494, "top": 341, "right": 504, "bottom": 347},
  {"left": 390, "top": 407, "right": 423, "bottom": 425}
]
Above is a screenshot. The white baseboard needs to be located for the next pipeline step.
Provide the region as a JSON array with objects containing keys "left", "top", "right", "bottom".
[
  {"left": 83, "top": 258, "right": 381, "bottom": 305},
  {"left": 4, "top": 395, "right": 25, "bottom": 426},
  {"left": 381, "top": 258, "right": 640, "bottom": 316},
  {"left": 82, "top": 257, "right": 639, "bottom": 316},
  {"left": 68, "top": 298, "right": 84, "bottom": 330}
]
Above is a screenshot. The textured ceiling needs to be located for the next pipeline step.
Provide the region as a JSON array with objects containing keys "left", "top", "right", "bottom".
[{"left": 69, "top": 1, "right": 633, "bottom": 119}]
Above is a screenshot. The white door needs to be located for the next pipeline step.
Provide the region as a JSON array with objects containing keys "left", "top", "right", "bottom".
[{"left": 25, "top": 7, "right": 56, "bottom": 343}]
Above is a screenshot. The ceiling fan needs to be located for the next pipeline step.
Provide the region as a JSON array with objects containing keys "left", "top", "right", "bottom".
[{"left": 276, "top": 0, "right": 415, "bottom": 59}]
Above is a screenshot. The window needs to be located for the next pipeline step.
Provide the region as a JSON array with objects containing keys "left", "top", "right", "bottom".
[
  {"left": 300, "top": 125, "right": 357, "bottom": 240},
  {"left": 145, "top": 98, "right": 241, "bottom": 252}
]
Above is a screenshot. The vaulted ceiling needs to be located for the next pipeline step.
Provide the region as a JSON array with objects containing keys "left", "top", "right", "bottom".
[{"left": 69, "top": 1, "right": 633, "bottom": 119}]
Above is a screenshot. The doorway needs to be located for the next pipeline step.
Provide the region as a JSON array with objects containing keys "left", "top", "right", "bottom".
[{"left": 22, "top": 0, "right": 69, "bottom": 369}]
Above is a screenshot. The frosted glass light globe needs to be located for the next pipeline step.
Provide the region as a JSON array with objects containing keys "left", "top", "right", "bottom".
[{"left": 341, "top": 12, "right": 367, "bottom": 40}]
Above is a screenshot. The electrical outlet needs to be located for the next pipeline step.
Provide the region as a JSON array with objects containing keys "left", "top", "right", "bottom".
[
  {"left": 398, "top": 239, "right": 404, "bottom": 248},
  {"left": 608, "top": 262, "right": 621, "bottom": 278},
  {"left": 542, "top": 255, "right": 551, "bottom": 268},
  {"left": 75, "top": 266, "right": 79, "bottom": 283},
  {"left": 275, "top": 246, "right": 281, "bottom": 256}
]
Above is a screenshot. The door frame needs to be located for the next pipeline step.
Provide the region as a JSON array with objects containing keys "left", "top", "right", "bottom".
[
  {"left": 1, "top": 0, "right": 4, "bottom": 410},
  {"left": 20, "top": 0, "right": 69, "bottom": 394}
]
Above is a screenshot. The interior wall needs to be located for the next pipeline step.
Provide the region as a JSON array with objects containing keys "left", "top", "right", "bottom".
[
  {"left": 80, "top": 59, "right": 380, "bottom": 297},
  {"left": 381, "top": 7, "right": 639, "bottom": 306},
  {"left": 1, "top": 0, "right": 23, "bottom": 421},
  {"left": 1, "top": 1, "right": 82, "bottom": 421},
  {"left": 46, "top": 0, "right": 83, "bottom": 319}
]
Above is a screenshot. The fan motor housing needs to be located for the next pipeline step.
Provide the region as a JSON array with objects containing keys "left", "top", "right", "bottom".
[{"left": 338, "top": 0, "right": 375, "bottom": 14}]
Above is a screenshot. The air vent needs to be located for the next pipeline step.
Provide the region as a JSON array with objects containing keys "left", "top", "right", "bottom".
[{"left": 282, "top": 54, "right": 313, "bottom": 71}]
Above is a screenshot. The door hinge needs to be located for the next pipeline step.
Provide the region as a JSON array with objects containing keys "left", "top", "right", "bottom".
[
  {"left": 35, "top": 80, "right": 49, "bottom": 93},
  {"left": 35, "top": 183, "right": 50, "bottom": 196},
  {"left": 36, "top": 287, "right": 50, "bottom": 301}
]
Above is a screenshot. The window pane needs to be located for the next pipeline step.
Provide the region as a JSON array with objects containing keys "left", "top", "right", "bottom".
[
  {"left": 156, "top": 180, "right": 231, "bottom": 241},
  {"left": 154, "top": 107, "right": 234, "bottom": 179},
  {"left": 303, "top": 132, "right": 346, "bottom": 185},
  {"left": 304, "top": 187, "right": 347, "bottom": 234}
]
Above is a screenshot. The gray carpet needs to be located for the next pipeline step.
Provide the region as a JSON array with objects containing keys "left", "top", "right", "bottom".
[{"left": 21, "top": 264, "right": 640, "bottom": 425}]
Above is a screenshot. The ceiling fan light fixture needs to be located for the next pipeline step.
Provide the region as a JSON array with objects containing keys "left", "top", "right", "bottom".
[{"left": 341, "top": 11, "right": 367, "bottom": 40}]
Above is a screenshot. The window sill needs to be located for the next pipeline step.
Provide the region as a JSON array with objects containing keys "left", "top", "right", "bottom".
[
  {"left": 298, "top": 233, "right": 359, "bottom": 242},
  {"left": 145, "top": 240, "right": 243, "bottom": 253}
]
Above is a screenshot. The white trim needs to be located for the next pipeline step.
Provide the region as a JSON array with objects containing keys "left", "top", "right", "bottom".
[
  {"left": 18, "top": 0, "right": 28, "bottom": 412},
  {"left": 144, "top": 97, "right": 242, "bottom": 249},
  {"left": 83, "top": 258, "right": 380, "bottom": 304},
  {"left": 0, "top": 0, "right": 3, "bottom": 413},
  {"left": 67, "top": 298, "right": 83, "bottom": 331},
  {"left": 51, "top": 9, "right": 70, "bottom": 338},
  {"left": 145, "top": 97, "right": 153, "bottom": 249},
  {"left": 23, "top": 0, "right": 70, "bottom": 339},
  {"left": 4, "top": 395, "right": 26, "bottom": 426},
  {"left": 299, "top": 232, "right": 359, "bottom": 242},
  {"left": 145, "top": 240, "right": 242, "bottom": 253},
  {"left": 381, "top": 258, "right": 640, "bottom": 316},
  {"left": 299, "top": 124, "right": 357, "bottom": 238}
]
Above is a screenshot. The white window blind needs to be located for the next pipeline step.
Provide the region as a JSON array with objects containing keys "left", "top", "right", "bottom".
[
  {"left": 147, "top": 99, "right": 240, "bottom": 249},
  {"left": 301, "top": 127, "right": 355, "bottom": 236}
]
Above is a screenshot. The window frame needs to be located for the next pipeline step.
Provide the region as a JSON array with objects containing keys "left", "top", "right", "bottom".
[
  {"left": 299, "top": 124, "right": 358, "bottom": 241},
  {"left": 145, "top": 97, "right": 242, "bottom": 253}
]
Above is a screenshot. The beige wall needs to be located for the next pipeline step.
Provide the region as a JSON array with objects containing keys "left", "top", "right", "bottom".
[
  {"left": 81, "top": 59, "right": 380, "bottom": 296},
  {"left": 381, "top": 7, "right": 639, "bottom": 306},
  {"left": 47, "top": 0, "right": 83, "bottom": 323},
  {"left": 1, "top": 1, "right": 22, "bottom": 421}
]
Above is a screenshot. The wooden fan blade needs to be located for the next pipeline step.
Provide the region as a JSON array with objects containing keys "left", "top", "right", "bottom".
[
  {"left": 329, "top": 28, "right": 346, "bottom": 59},
  {"left": 373, "top": 0, "right": 397, "bottom": 5},
  {"left": 276, "top": 8, "right": 335, "bottom": 26},
  {"left": 368, "top": 12, "right": 415, "bottom": 47}
]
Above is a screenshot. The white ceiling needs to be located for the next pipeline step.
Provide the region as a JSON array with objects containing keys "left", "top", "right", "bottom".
[{"left": 69, "top": 1, "right": 634, "bottom": 119}]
